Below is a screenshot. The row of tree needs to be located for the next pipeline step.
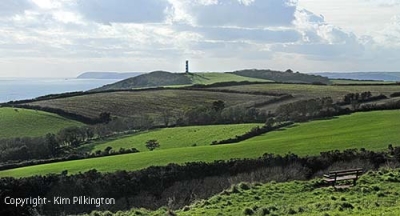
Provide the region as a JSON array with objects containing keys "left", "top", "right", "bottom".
[{"left": 275, "top": 97, "right": 340, "bottom": 122}]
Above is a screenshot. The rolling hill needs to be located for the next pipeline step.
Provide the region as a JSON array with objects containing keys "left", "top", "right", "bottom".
[
  {"left": 1, "top": 110, "right": 398, "bottom": 178},
  {"left": 210, "top": 83, "right": 400, "bottom": 111},
  {"left": 18, "top": 81, "right": 400, "bottom": 126},
  {"left": 23, "top": 89, "right": 275, "bottom": 120},
  {"left": 0, "top": 107, "right": 84, "bottom": 139},
  {"left": 92, "top": 70, "right": 328, "bottom": 91},
  {"left": 92, "top": 71, "right": 193, "bottom": 91}
]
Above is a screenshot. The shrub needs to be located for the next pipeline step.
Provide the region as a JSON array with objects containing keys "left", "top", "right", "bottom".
[
  {"left": 242, "top": 207, "right": 254, "bottom": 215},
  {"left": 239, "top": 182, "right": 251, "bottom": 190},
  {"left": 256, "top": 207, "right": 270, "bottom": 216},
  {"left": 287, "top": 208, "right": 297, "bottom": 214},
  {"left": 145, "top": 139, "right": 160, "bottom": 151}
]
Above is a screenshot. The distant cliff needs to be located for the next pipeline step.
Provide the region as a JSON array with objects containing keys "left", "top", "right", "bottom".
[{"left": 77, "top": 72, "right": 143, "bottom": 79}]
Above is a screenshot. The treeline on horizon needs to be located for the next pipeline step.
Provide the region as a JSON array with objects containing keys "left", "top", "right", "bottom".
[{"left": 1, "top": 147, "right": 399, "bottom": 215}]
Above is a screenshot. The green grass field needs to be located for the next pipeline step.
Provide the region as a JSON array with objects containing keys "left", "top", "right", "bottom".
[
  {"left": 85, "top": 124, "right": 262, "bottom": 153},
  {"left": 188, "top": 72, "right": 270, "bottom": 85},
  {"left": 212, "top": 83, "right": 400, "bottom": 101},
  {"left": 1, "top": 110, "right": 399, "bottom": 178},
  {"left": 117, "top": 169, "right": 400, "bottom": 216},
  {"left": 0, "top": 107, "right": 84, "bottom": 139}
]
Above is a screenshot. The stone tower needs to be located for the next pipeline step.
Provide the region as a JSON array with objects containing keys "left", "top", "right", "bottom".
[{"left": 185, "top": 60, "right": 189, "bottom": 73}]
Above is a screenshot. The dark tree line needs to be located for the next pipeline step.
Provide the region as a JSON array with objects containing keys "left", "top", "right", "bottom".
[
  {"left": 0, "top": 147, "right": 396, "bottom": 215},
  {"left": 179, "top": 100, "right": 269, "bottom": 126},
  {"left": 0, "top": 120, "right": 146, "bottom": 165},
  {"left": 273, "top": 94, "right": 399, "bottom": 123},
  {"left": 340, "top": 92, "right": 387, "bottom": 109},
  {"left": 275, "top": 97, "right": 340, "bottom": 122}
]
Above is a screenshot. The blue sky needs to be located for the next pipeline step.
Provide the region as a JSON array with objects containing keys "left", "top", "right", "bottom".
[{"left": 0, "top": 0, "right": 399, "bottom": 77}]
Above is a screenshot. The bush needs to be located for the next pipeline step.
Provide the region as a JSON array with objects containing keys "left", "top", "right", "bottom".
[
  {"left": 239, "top": 182, "right": 251, "bottom": 190},
  {"left": 256, "top": 207, "right": 270, "bottom": 216},
  {"left": 390, "top": 92, "right": 400, "bottom": 98},
  {"left": 145, "top": 139, "right": 160, "bottom": 151},
  {"left": 242, "top": 207, "right": 254, "bottom": 215}
]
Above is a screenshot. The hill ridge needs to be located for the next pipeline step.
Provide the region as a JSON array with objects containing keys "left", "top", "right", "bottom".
[{"left": 93, "top": 70, "right": 330, "bottom": 91}]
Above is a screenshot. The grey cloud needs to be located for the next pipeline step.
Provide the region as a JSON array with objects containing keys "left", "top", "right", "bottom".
[
  {"left": 273, "top": 40, "right": 365, "bottom": 61},
  {"left": 190, "top": 0, "right": 297, "bottom": 27},
  {"left": 200, "top": 27, "right": 301, "bottom": 43},
  {"left": 0, "top": 0, "right": 34, "bottom": 17},
  {"left": 77, "top": 0, "right": 171, "bottom": 24},
  {"left": 190, "top": 41, "right": 273, "bottom": 59},
  {"left": 175, "top": 24, "right": 301, "bottom": 43}
]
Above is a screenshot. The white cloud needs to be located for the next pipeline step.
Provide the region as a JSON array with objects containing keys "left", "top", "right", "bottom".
[{"left": 374, "top": 15, "right": 400, "bottom": 47}]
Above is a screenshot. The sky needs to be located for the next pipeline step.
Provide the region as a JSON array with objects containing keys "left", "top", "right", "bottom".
[{"left": 0, "top": 0, "right": 399, "bottom": 77}]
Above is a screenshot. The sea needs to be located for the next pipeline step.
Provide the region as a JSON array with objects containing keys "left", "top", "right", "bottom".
[{"left": 0, "top": 78, "right": 121, "bottom": 103}]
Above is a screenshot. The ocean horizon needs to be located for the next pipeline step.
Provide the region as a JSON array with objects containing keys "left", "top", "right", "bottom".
[{"left": 0, "top": 78, "right": 120, "bottom": 103}]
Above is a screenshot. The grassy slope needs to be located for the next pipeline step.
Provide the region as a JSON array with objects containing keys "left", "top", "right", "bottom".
[
  {"left": 105, "top": 169, "right": 400, "bottom": 215},
  {"left": 25, "top": 89, "right": 273, "bottom": 119},
  {"left": 172, "top": 169, "right": 400, "bottom": 215},
  {"left": 0, "top": 107, "right": 83, "bottom": 139},
  {"left": 86, "top": 124, "right": 262, "bottom": 153},
  {"left": 212, "top": 83, "right": 400, "bottom": 101},
  {"left": 1, "top": 110, "right": 399, "bottom": 178},
  {"left": 188, "top": 72, "right": 270, "bottom": 85}
]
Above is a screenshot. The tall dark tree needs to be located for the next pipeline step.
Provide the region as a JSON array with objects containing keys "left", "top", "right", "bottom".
[{"left": 45, "top": 133, "right": 60, "bottom": 157}]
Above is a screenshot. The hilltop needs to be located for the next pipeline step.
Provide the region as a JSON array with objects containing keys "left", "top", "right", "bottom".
[
  {"left": 93, "top": 70, "right": 329, "bottom": 91},
  {"left": 232, "top": 69, "right": 330, "bottom": 84},
  {"left": 92, "top": 71, "right": 192, "bottom": 91}
]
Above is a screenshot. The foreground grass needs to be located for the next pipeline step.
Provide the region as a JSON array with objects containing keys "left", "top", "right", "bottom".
[
  {"left": 1, "top": 110, "right": 399, "bottom": 178},
  {"left": 0, "top": 107, "right": 83, "bottom": 139},
  {"left": 105, "top": 168, "right": 400, "bottom": 216},
  {"left": 178, "top": 168, "right": 400, "bottom": 216},
  {"left": 86, "top": 124, "right": 262, "bottom": 153}
]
